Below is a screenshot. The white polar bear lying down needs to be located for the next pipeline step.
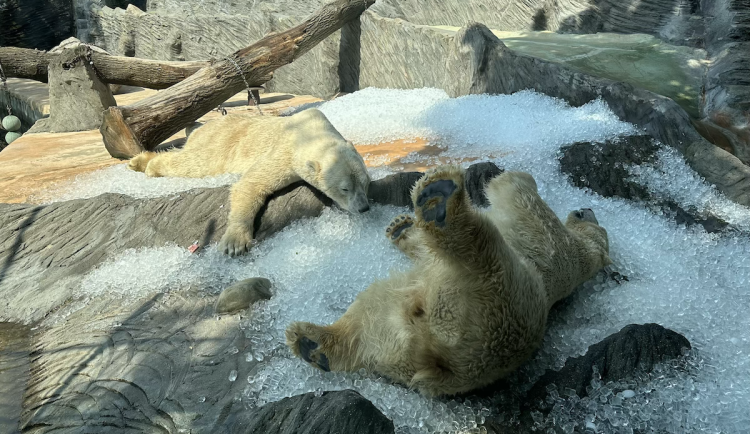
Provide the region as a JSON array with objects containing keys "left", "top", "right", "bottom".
[{"left": 128, "top": 109, "right": 371, "bottom": 256}]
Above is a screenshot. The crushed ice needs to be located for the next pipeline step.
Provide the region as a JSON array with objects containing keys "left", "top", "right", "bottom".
[{"left": 67, "top": 88, "right": 749, "bottom": 433}]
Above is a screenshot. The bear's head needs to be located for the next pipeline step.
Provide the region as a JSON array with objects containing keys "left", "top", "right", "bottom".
[
  {"left": 305, "top": 144, "right": 371, "bottom": 214},
  {"left": 566, "top": 208, "right": 613, "bottom": 272}
]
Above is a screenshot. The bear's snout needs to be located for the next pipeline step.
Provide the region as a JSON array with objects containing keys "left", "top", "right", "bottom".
[{"left": 358, "top": 203, "right": 370, "bottom": 213}]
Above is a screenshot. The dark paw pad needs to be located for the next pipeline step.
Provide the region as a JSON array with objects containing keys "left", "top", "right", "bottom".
[
  {"left": 299, "top": 337, "right": 330, "bottom": 372},
  {"left": 387, "top": 215, "right": 414, "bottom": 240},
  {"left": 391, "top": 221, "right": 413, "bottom": 239},
  {"left": 417, "top": 179, "right": 457, "bottom": 227}
]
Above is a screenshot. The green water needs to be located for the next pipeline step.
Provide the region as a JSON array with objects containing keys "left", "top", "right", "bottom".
[{"left": 436, "top": 27, "right": 707, "bottom": 118}]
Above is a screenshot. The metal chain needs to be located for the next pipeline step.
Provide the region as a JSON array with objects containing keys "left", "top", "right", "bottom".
[
  {"left": 0, "top": 59, "right": 12, "bottom": 116},
  {"left": 225, "top": 55, "right": 263, "bottom": 116}
]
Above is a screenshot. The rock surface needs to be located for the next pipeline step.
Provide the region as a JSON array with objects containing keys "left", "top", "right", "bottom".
[
  {"left": 221, "top": 390, "right": 395, "bottom": 434},
  {"left": 558, "top": 135, "right": 729, "bottom": 233},
  {"left": 0, "top": 0, "right": 74, "bottom": 50},
  {"left": 481, "top": 324, "right": 692, "bottom": 433},
  {"left": 371, "top": 0, "right": 704, "bottom": 46},
  {"left": 523, "top": 323, "right": 691, "bottom": 413},
  {"left": 215, "top": 277, "right": 273, "bottom": 315},
  {"left": 0, "top": 322, "right": 30, "bottom": 434},
  {"left": 701, "top": 0, "right": 750, "bottom": 165}
]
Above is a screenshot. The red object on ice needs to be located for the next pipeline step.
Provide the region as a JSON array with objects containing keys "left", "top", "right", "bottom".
[{"left": 188, "top": 242, "right": 200, "bottom": 254}]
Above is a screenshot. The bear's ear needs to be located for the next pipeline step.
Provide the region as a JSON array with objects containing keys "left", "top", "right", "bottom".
[{"left": 306, "top": 160, "right": 321, "bottom": 176}]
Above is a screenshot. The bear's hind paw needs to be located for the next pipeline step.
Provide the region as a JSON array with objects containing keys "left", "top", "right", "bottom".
[
  {"left": 385, "top": 214, "right": 414, "bottom": 242},
  {"left": 286, "top": 323, "right": 331, "bottom": 372}
]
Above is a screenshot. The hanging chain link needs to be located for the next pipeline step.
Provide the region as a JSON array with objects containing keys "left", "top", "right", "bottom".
[
  {"left": 225, "top": 55, "right": 263, "bottom": 116},
  {"left": 0, "top": 58, "right": 13, "bottom": 116}
]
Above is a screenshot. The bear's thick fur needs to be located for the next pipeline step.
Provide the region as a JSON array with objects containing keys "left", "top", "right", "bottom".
[
  {"left": 128, "top": 109, "right": 371, "bottom": 256},
  {"left": 286, "top": 165, "right": 612, "bottom": 396}
]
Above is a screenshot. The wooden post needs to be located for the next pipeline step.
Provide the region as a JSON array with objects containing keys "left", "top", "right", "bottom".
[{"left": 99, "top": 0, "right": 375, "bottom": 159}]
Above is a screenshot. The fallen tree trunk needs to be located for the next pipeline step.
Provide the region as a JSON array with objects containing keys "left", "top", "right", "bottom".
[
  {"left": 99, "top": 0, "right": 375, "bottom": 159},
  {"left": 0, "top": 46, "right": 209, "bottom": 89}
]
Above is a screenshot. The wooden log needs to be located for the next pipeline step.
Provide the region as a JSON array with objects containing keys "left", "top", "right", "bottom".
[
  {"left": 100, "top": 0, "right": 375, "bottom": 158},
  {"left": 0, "top": 46, "right": 209, "bottom": 89}
]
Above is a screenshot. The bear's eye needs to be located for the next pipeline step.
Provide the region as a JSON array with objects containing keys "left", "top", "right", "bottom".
[{"left": 341, "top": 187, "right": 349, "bottom": 192}]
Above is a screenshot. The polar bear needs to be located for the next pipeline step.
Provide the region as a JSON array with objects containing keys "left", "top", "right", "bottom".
[
  {"left": 128, "top": 109, "right": 371, "bottom": 256},
  {"left": 286, "top": 165, "right": 612, "bottom": 396}
]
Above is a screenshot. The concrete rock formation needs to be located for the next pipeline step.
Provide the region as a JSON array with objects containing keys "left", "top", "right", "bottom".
[{"left": 27, "top": 43, "right": 117, "bottom": 133}]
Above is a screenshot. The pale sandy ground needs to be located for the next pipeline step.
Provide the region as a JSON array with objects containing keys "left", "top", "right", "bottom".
[{"left": 0, "top": 81, "right": 447, "bottom": 204}]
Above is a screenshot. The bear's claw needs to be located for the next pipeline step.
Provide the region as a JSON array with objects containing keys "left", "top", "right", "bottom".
[
  {"left": 416, "top": 179, "right": 458, "bottom": 227},
  {"left": 298, "top": 337, "right": 330, "bottom": 372},
  {"left": 218, "top": 225, "right": 254, "bottom": 257},
  {"left": 386, "top": 214, "right": 414, "bottom": 241}
]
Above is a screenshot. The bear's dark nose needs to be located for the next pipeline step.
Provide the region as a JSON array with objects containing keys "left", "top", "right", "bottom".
[{"left": 358, "top": 204, "right": 370, "bottom": 213}]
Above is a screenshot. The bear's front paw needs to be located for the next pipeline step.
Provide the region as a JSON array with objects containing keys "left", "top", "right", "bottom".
[
  {"left": 218, "top": 225, "right": 255, "bottom": 257},
  {"left": 385, "top": 214, "right": 414, "bottom": 242},
  {"left": 413, "top": 166, "right": 465, "bottom": 229},
  {"left": 127, "top": 152, "right": 155, "bottom": 173},
  {"left": 286, "top": 322, "right": 331, "bottom": 372}
]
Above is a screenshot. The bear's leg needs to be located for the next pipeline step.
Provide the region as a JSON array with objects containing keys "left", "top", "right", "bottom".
[
  {"left": 485, "top": 172, "right": 574, "bottom": 301},
  {"left": 127, "top": 151, "right": 158, "bottom": 173},
  {"left": 286, "top": 321, "right": 356, "bottom": 372},
  {"left": 411, "top": 165, "right": 513, "bottom": 270},
  {"left": 286, "top": 278, "right": 419, "bottom": 376},
  {"left": 286, "top": 298, "right": 371, "bottom": 373},
  {"left": 219, "top": 169, "right": 298, "bottom": 256},
  {"left": 385, "top": 214, "right": 428, "bottom": 260}
]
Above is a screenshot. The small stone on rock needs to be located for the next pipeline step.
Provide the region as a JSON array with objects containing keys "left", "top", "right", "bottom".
[{"left": 215, "top": 277, "right": 272, "bottom": 315}]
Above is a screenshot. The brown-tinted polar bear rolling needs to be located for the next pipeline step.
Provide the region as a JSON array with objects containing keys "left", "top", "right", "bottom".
[
  {"left": 128, "top": 109, "right": 371, "bottom": 256},
  {"left": 286, "top": 165, "right": 612, "bottom": 397}
]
